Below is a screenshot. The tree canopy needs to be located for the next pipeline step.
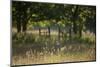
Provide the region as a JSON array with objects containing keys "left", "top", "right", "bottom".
[{"left": 12, "top": 1, "right": 96, "bottom": 37}]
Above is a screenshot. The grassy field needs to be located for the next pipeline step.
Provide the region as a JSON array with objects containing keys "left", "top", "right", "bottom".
[
  {"left": 12, "top": 44, "right": 95, "bottom": 65},
  {"left": 12, "top": 30, "right": 96, "bottom": 66}
]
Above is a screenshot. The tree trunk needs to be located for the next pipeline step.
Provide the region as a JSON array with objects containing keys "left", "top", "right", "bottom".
[
  {"left": 48, "top": 27, "right": 50, "bottom": 37},
  {"left": 69, "top": 24, "right": 72, "bottom": 41},
  {"left": 72, "top": 5, "right": 79, "bottom": 34},
  {"left": 17, "top": 20, "right": 21, "bottom": 33},
  {"left": 39, "top": 27, "right": 41, "bottom": 36},
  {"left": 79, "top": 28, "right": 82, "bottom": 38},
  {"left": 22, "top": 21, "right": 27, "bottom": 32},
  {"left": 58, "top": 26, "right": 60, "bottom": 40},
  {"left": 73, "top": 22, "right": 77, "bottom": 34},
  {"left": 79, "top": 23, "right": 83, "bottom": 38}
]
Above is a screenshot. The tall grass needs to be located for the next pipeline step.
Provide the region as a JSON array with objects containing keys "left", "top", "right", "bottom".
[{"left": 12, "top": 31, "right": 96, "bottom": 65}]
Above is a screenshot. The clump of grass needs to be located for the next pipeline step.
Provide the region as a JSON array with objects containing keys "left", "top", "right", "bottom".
[
  {"left": 12, "top": 33, "right": 35, "bottom": 44},
  {"left": 71, "top": 33, "right": 96, "bottom": 45}
]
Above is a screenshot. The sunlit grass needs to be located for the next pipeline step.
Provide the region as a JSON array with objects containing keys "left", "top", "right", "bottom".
[
  {"left": 12, "top": 30, "right": 96, "bottom": 65},
  {"left": 12, "top": 42, "right": 95, "bottom": 65},
  {"left": 12, "top": 46, "right": 95, "bottom": 65}
]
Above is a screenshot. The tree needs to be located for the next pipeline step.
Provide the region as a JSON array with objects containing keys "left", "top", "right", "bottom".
[
  {"left": 12, "top": 1, "right": 31, "bottom": 32},
  {"left": 12, "top": 1, "right": 96, "bottom": 39}
]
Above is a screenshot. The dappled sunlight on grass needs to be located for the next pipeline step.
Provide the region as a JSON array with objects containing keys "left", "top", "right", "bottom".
[{"left": 12, "top": 31, "right": 96, "bottom": 65}]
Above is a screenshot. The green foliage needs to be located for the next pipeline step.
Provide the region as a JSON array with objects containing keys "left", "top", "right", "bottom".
[{"left": 12, "top": 1, "right": 96, "bottom": 45}]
